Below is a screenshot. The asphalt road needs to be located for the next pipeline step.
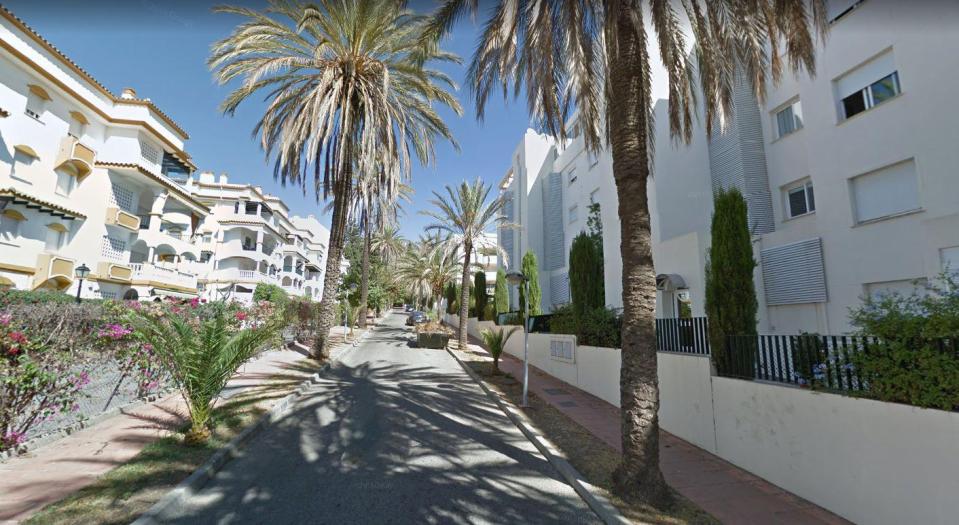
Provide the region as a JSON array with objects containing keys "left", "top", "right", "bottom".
[{"left": 154, "top": 311, "right": 599, "bottom": 524}]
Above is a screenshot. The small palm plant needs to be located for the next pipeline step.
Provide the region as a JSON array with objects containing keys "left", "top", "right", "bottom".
[
  {"left": 133, "top": 303, "right": 283, "bottom": 444},
  {"left": 481, "top": 327, "right": 518, "bottom": 373}
]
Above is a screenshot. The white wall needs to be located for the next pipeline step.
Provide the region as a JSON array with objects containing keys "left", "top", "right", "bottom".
[
  {"left": 656, "top": 353, "right": 716, "bottom": 452},
  {"left": 711, "top": 377, "right": 959, "bottom": 525}
]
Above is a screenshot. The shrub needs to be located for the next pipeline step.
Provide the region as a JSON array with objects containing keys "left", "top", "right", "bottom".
[
  {"left": 0, "top": 301, "right": 116, "bottom": 452},
  {"left": 569, "top": 232, "right": 605, "bottom": 317},
  {"left": 481, "top": 327, "right": 519, "bottom": 372},
  {"left": 849, "top": 274, "right": 959, "bottom": 410},
  {"left": 132, "top": 300, "right": 284, "bottom": 443},
  {"left": 253, "top": 283, "right": 288, "bottom": 306},
  {"left": 705, "top": 188, "right": 758, "bottom": 374},
  {"left": 519, "top": 250, "right": 541, "bottom": 316},
  {"left": 483, "top": 303, "right": 496, "bottom": 322},
  {"left": 549, "top": 303, "right": 622, "bottom": 348},
  {"left": 0, "top": 288, "right": 85, "bottom": 307},
  {"left": 494, "top": 269, "right": 509, "bottom": 316},
  {"left": 474, "top": 271, "right": 488, "bottom": 321},
  {"left": 445, "top": 283, "right": 457, "bottom": 315}
]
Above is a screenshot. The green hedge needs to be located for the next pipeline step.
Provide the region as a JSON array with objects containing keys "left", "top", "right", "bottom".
[
  {"left": 549, "top": 304, "right": 621, "bottom": 348},
  {"left": 0, "top": 288, "right": 88, "bottom": 307}
]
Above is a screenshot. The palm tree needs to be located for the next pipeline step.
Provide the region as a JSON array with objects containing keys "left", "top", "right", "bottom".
[
  {"left": 427, "top": 0, "right": 827, "bottom": 505},
  {"left": 371, "top": 225, "right": 406, "bottom": 267},
  {"left": 355, "top": 182, "right": 411, "bottom": 328},
  {"left": 209, "top": 0, "right": 461, "bottom": 359},
  {"left": 422, "top": 179, "right": 506, "bottom": 350},
  {"left": 395, "top": 239, "right": 432, "bottom": 309},
  {"left": 423, "top": 236, "right": 462, "bottom": 319}
]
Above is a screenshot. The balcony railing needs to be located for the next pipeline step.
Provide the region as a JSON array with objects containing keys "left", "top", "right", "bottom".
[{"left": 131, "top": 263, "right": 198, "bottom": 289}]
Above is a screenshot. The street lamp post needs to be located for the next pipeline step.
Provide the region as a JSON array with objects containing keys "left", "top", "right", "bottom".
[
  {"left": 74, "top": 263, "right": 90, "bottom": 304},
  {"left": 506, "top": 270, "right": 530, "bottom": 407}
]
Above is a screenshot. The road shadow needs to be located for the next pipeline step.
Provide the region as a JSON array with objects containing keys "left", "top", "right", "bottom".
[{"left": 156, "top": 341, "right": 599, "bottom": 524}]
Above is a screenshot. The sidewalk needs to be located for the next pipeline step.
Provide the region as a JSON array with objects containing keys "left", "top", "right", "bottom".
[
  {"left": 492, "top": 351, "right": 850, "bottom": 525},
  {"left": 0, "top": 343, "right": 321, "bottom": 523}
]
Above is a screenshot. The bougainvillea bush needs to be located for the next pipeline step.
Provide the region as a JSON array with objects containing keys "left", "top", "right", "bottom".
[
  {"left": 131, "top": 299, "right": 286, "bottom": 444},
  {"left": 0, "top": 302, "right": 111, "bottom": 452}
]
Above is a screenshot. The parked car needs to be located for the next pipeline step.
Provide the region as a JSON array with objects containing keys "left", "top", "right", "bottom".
[
  {"left": 406, "top": 311, "right": 428, "bottom": 326},
  {"left": 405, "top": 305, "right": 414, "bottom": 312}
]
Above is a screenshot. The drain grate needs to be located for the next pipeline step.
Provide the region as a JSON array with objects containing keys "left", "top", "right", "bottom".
[
  {"left": 544, "top": 388, "right": 570, "bottom": 396},
  {"left": 558, "top": 400, "right": 578, "bottom": 408}
]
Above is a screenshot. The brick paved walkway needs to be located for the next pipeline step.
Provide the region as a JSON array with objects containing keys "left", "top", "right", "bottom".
[{"left": 492, "top": 351, "right": 850, "bottom": 525}]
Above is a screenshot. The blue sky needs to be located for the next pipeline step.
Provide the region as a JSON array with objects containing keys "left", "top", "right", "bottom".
[
  {"left": 6, "top": 0, "right": 537, "bottom": 238},
  {"left": 7, "top": 0, "right": 667, "bottom": 238}
]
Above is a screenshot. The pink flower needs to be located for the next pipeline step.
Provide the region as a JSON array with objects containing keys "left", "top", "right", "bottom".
[
  {"left": 8, "top": 331, "right": 27, "bottom": 344},
  {"left": 235, "top": 312, "right": 248, "bottom": 321},
  {"left": 0, "top": 314, "right": 11, "bottom": 326}
]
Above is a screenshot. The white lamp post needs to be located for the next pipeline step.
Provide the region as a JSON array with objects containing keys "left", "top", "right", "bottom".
[{"left": 506, "top": 269, "right": 530, "bottom": 407}]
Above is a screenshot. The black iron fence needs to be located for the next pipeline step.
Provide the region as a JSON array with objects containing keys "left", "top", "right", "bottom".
[
  {"left": 655, "top": 317, "right": 710, "bottom": 355},
  {"left": 720, "top": 334, "right": 958, "bottom": 394}
]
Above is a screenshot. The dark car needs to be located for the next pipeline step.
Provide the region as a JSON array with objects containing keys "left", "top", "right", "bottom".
[{"left": 405, "top": 311, "right": 428, "bottom": 326}]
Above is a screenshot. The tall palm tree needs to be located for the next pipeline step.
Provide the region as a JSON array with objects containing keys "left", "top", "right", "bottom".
[
  {"left": 427, "top": 0, "right": 827, "bottom": 505},
  {"left": 395, "top": 239, "right": 432, "bottom": 309},
  {"left": 423, "top": 235, "right": 462, "bottom": 319},
  {"left": 209, "top": 0, "right": 461, "bottom": 359},
  {"left": 422, "top": 179, "right": 506, "bottom": 349}
]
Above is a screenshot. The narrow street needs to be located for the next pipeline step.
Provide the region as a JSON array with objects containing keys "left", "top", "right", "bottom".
[{"left": 153, "top": 312, "right": 599, "bottom": 524}]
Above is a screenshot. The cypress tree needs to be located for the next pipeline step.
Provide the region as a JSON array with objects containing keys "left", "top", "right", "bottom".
[
  {"left": 474, "top": 271, "right": 488, "bottom": 320},
  {"left": 494, "top": 269, "right": 509, "bottom": 315},
  {"left": 519, "top": 250, "right": 542, "bottom": 316},
  {"left": 445, "top": 282, "right": 457, "bottom": 315},
  {"left": 705, "top": 188, "right": 758, "bottom": 373},
  {"left": 569, "top": 232, "right": 605, "bottom": 316}
]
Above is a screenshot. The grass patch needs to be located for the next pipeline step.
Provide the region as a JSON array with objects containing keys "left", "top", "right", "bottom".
[
  {"left": 463, "top": 357, "right": 718, "bottom": 525},
  {"left": 25, "top": 358, "right": 324, "bottom": 525}
]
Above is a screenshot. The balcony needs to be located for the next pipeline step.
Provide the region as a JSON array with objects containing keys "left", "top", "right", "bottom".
[
  {"left": 211, "top": 268, "right": 279, "bottom": 285},
  {"left": 105, "top": 207, "right": 141, "bottom": 231},
  {"left": 97, "top": 262, "right": 133, "bottom": 282},
  {"left": 55, "top": 135, "right": 95, "bottom": 180},
  {"left": 32, "top": 253, "right": 75, "bottom": 291},
  {"left": 131, "top": 263, "right": 198, "bottom": 290}
]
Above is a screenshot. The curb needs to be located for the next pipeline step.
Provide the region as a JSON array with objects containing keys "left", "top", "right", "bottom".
[
  {"left": 446, "top": 346, "right": 631, "bottom": 525},
  {"left": 132, "top": 341, "right": 362, "bottom": 525}
]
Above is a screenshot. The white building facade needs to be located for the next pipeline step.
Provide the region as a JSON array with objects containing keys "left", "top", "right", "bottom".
[
  {"left": 651, "top": 0, "right": 959, "bottom": 334},
  {"left": 0, "top": 6, "right": 331, "bottom": 303},
  {"left": 498, "top": 0, "right": 959, "bottom": 335}
]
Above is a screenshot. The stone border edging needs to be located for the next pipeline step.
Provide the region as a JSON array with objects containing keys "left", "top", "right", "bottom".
[
  {"left": 445, "top": 347, "right": 632, "bottom": 525},
  {"left": 132, "top": 341, "right": 362, "bottom": 525}
]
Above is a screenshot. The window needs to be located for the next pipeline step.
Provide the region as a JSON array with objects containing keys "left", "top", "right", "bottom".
[
  {"left": 941, "top": 246, "right": 959, "bottom": 274},
  {"left": 25, "top": 85, "right": 49, "bottom": 121},
  {"left": 841, "top": 72, "right": 900, "bottom": 119},
  {"left": 774, "top": 100, "right": 803, "bottom": 138},
  {"left": 850, "top": 159, "right": 920, "bottom": 224},
  {"left": 202, "top": 233, "right": 213, "bottom": 243},
  {"left": 828, "top": 0, "right": 865, "bottom": 22},
  {"left": 45, "top": 225, "right": 68, "bottom": 252},
  {"left": 55, "top": 171, "right": 75, "bottom": 197},
  {"left": 10, "top": 150, "right": 36, "bottom": 184},
  {"left": 68, "top": 113, "right": 87, "bottom": 138},
  {"left": 568, "top": 204, "right": 578, "bottom": 224},
  {"left": 785, "top": 180, "right": 815, "bottom": 218},
  {"left": 567, "top": 167, "right": 577, "bottom": 186},
  {"left": 836, "top": 52, "right": 901, "bottom": 120},
  {"left": 0, "top": 211, "right": 24, "bottom": 244},
  {"left": 200, "top": 251, "right": 213, "bottom": 263}
]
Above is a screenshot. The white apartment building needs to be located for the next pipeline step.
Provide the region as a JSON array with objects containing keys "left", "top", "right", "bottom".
[
  {"left": 185, "top": 172, "right": 329, "bottom": 303},
  {"left": 0, "top": 6, "right": 331, "bottom": 303},
  {"left": 653, "top": 0, "right": 959, "bottom": 334},
  {"left": 497, "top": 128, "right": 624, "bottom": 313},
  {"left": 499, "top": 0, "right": 959, "bottom": 335}
]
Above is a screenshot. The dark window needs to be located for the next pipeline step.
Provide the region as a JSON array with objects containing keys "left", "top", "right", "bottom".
[
  {"left": 788, "top": 188, "right": 808, "bottom": 216},
  {"left": 842, "top": 91, "right": 867, "bottom": 118}
]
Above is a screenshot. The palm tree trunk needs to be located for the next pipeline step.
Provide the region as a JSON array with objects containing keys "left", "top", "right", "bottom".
[
  {"left": 607, "top": 5, "right": 670, "bottom": 507},
  {"left": 313, "top": 175, "right": 351, "bottom": 360},
  {"left": 359, "top": 215, "right": 371, "bottom": 328},
  {"left": 457, "top": 241, "right": 472, "bottom": 349}
]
